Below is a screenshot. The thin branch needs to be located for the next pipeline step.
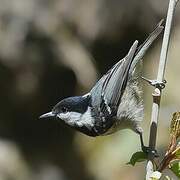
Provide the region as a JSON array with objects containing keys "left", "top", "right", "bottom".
[
  {"left": 157, "top": 0, "right": 179, "bottom": 81},
  {"left": 146, "top": 0, "right": 179, "bottom": 179}
]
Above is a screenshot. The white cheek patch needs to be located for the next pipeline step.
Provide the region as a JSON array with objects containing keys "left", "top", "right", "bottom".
[
  {"left": 78, "top": 107, "right": 95, "bottom": 129},
  {"left": 57, "top": 112, "right": 82, "bottom": 126},
  {"left": 56, "top": 107, "right": 95, "bottom": 130},
  {"left": 57, "top": 113, "right": 69, "bottom": 119}
]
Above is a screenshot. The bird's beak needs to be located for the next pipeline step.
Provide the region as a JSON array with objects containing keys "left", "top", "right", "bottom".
[{"left": 39, "top": 112, "right": 55, "bottom": 119}]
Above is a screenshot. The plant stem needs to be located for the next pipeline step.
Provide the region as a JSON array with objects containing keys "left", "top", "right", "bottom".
[
  {"left": 146, "top": 0, "right": 179, "bottom": 179},
  {"left": 157, "top": 0, "right": 178, "bottom": 81}
]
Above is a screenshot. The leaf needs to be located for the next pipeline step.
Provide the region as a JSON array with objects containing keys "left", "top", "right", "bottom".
[
  {"left": 169, "top": 162, "right": 180, "bottom": 178},
  {"left": 175, "top": 146, "right": 180, "bottom": 158},
  {"left": 127, "top": 151, "right": 148, "bottom": 166}
]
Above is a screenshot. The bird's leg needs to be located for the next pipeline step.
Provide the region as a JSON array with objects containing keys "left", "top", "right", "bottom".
[
  {"left": 141, "top": 76, "right": 167, "bottom": 89},
  {"left": 139, "top": 131, "right": 159, "bottom": 157}
]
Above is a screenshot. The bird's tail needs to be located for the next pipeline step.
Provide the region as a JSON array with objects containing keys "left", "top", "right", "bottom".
[{"left": 129, "top": 20, "right": 164, "bottom": 75}]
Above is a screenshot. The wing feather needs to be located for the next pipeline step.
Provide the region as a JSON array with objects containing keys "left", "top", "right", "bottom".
[
  {"left": 92, "top": 41, "right": 138, "bottom": 117},
  {"left": 90, "top": 21, "right": 163, "bottom": 119}
]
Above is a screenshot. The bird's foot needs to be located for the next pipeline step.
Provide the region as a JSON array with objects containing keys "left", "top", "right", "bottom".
[
  {"left": 142, "top": 145, "right": 159, "bottom": 158},
  {"left": 138, "top": 130, "right": 159, "bottom": 158},
  {"left": 141, "top": 76, "right": 167, "bottom": 89}
]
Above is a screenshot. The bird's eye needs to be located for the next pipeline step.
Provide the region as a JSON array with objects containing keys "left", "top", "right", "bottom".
[{"left": 61, "top": 107, "right": 68, "bottom": 113}]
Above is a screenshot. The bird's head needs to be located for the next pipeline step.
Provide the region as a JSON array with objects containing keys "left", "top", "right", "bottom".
[{"left": 39, "top": 94, "right": 92, "bottom": 129}]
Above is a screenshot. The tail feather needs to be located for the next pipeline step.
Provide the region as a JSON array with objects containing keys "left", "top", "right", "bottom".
[{"left": 129, "top": 20, "right": 164, "bottom": 75}]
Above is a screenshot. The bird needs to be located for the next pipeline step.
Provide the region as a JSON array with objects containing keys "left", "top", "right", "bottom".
[{"left": 40, "top": 21, "right": 164, "bottom": 153}]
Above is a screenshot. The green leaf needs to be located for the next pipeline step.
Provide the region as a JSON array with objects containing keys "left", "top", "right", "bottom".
[
  {"left": 175, "top": 147, "right": 180, "bottom": 158},
  {"left": 127, "top": 151, "right": 148, "bottom": 166},
  {"left": 169, "top": 162, "right": 180, "bottom": 178}
]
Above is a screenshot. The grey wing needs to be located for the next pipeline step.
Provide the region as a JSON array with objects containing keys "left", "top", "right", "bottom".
[{"left": 91, "top": 41, "right": 138, "bottom": 117}]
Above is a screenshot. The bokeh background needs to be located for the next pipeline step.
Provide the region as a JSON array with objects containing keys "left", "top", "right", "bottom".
[{"left": 0, "top": 0, "right": 180, "bottom": 180}]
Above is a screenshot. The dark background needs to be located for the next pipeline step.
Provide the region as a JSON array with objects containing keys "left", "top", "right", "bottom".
[{"left": 0, "top": 0, "right": 179, "bottom": 180}]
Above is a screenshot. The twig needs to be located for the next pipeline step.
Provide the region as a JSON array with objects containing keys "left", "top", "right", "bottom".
[{"left": 146, "top": 0, "right": 179, "bottom": 179}]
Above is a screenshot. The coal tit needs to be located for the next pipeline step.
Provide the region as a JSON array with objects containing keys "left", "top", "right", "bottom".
[{"left": 40, "top": 21, "right": 163, "bottom": 152}]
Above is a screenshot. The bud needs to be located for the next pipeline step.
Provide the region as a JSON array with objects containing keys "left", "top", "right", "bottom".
[{"left": 170, "top": 112, "right": 180, "bottom": 139}]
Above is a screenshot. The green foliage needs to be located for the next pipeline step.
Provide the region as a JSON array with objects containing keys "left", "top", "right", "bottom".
[
  {"left": 127, "top": 151, "right": 148, "bottom": 166},
  {"left": 169, "top": 162, "right": 180, "bottom": 178},
  {"left": 175, "top": 147, "right": 180, "bottom": 158}
]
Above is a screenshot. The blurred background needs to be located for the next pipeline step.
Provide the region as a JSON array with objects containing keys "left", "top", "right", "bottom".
[{"left": 0, "top": 0, "right": 179, "bottom": 180}]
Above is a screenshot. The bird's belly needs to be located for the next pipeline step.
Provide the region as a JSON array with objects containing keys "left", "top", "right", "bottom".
[
  {"left": 103, "top": 79, "right": 144, "bottom": 135},
  {"left": 103, "top": 117, "right": 135, "bottom": 135}
]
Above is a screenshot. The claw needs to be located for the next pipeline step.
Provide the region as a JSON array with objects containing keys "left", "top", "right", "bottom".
[
  {"left": 163, "top": 79, "right": 167, "bottom": 84},
  {"left": 142, "top": 145, "right": 159, "bottom": 158},
  {"left": 139, "top": 131, "right": 159, "bottom": 158},
  {"left": 141, "top": 76, "right": 166, "bottom": 89},
  {"left": 141, "top": 76, "right": 153, "bottom": 84}
]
